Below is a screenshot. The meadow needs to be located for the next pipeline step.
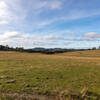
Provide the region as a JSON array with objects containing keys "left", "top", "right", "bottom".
[{"left": 0, "top": 50, "right": 100, "bottom": 99}]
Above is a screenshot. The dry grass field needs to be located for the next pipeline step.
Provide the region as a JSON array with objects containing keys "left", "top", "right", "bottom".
[{"left": 0, "top": 50, "right": 100, "bottom": 99}]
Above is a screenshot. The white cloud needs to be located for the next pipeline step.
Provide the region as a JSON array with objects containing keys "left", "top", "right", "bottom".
[
  {"left": 0, "top": 1, "right": 10, "bottom": 24},
  {"left": 38, "top": 35, "right": 60, "bottom": 40},
  {"left": 0, "top": 0, "right": 99, "bottom": 29},
  {"left": 0, "top": 31, "right": 67, "bottom": 48},
  {"left": 47, "top": 1, "right": 62, "bottom": 10},
  {"left": 84, "top": 32, "right": 100, "bottom": 38},
  {"left": 0, "top": 31, "right": 33, "bottom": 47},
  {"left": 33, "top": 41, "right": 59, "bottom": 46},
  {"left": 0, "top": 30, "right": 100, "bottom": 48},
  {"left": 0, "top": 20, "right": 8, "bottom": 24},
  {"left": 31, "top": 0, "right": 62, "bottom": 10},
  {"left": 0, "top": 31, "right": 30, "bottom": 41},
  {"left": 0, "top": 0, "right": 63, "bottom": 28},
  {"left": 0, "top": 0, "right": 100, "bottom": 48},
  {"left": 3, "top": 32, "right": 19, "bottom": 38},
  {"left": 0, "top": 1, "right": 8, "bottom": 18},
  {"left": 0, "top": 0, "right": 27, "bottom": 26},
  {"left": 84, "top": 32, "right": 97, "bottom": 37},
  {"left": 70, "top": 32, "right": 75, "bottom": 35}
]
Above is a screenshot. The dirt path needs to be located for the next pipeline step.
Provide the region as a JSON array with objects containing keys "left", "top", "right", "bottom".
[{"left": 1, "top": 93, "right": 56, "bottom": 100}]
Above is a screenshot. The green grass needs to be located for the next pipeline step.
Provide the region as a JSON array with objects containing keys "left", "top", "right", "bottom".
[{"left": 0, "top": 50, "right": 100, "bottom": 97}]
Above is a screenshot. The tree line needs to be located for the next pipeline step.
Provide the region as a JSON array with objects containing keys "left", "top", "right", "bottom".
[{"left": 0, "top": 45, "right": 100, "bottom": 54}]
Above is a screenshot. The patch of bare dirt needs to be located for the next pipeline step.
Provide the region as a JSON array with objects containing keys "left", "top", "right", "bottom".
[{"left": 1, "top": 93, "right": 56, "bottom": 100}]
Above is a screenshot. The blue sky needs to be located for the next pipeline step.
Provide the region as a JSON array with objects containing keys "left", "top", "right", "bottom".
[{"left": 0, "top": 0, "right": 100, "bottom": 48}]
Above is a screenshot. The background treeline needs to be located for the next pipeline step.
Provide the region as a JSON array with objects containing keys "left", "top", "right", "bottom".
[{"left": 0, "top": 45, "right": 100, "bottom": 54}]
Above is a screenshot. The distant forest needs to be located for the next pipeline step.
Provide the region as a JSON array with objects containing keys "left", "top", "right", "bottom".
[{"left": 0, "top": 45, "right": 99, "bottom": 54}]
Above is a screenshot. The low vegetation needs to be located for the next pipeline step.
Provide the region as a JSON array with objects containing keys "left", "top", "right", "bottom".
[{"left": 0, "top": 50, "right": 100, "bottom": 99}]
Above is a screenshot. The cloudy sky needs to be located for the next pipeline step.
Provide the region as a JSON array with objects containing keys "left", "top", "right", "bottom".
[{"left": 0, "top": 0, "right": 100, "bottom": 48}]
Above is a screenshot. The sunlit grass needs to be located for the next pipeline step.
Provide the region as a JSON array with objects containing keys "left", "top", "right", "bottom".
[{"left": 0, "top": 50, "right": 100, "bottom": 96}]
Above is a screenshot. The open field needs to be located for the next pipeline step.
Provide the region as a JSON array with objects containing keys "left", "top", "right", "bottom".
[{"left": 0, "top": 50, "right": 100, "bottom": 99}]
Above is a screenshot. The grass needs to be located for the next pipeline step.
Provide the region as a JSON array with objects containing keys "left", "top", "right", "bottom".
[{"left": 0, "top": 50, "right": 100, "bottom": 99}]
